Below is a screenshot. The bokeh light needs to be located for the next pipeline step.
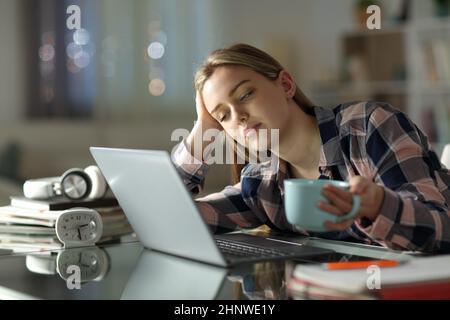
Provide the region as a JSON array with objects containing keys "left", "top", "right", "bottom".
[
  {"left": 67, "top": 59, "right": 81, "bottom": 74},
  {"left": 148, "top": 78, "right": 166, "bottom": 96},
  {"left": 147, "top": 41, "right": 165, "bottom": 59},
  {"left": 41, "top": 86, "right": 55, "bottom": 103},
  {"left": 101, "top": 36, "right": 118, "bottom": 78},
  {"left": 84, "top": 43, "right": 96, "bottom": 57},
  {"left": 73, "top": 51, "right": 90, "bottom": 68},
  {"left": 39, "top": 44, "right": 55, "bottom": 62},
  {"left": 41, "top": 32, "right": 55, "bottom": 46},
  {"left": 102, "top": 36, "right": 119, "bottom": 51},
  {"left": 66, "top": 42, "right": 83, "bottom": 59},
  {"left": 73, "top": 28, "right": 90, "bottom": 45},
  {"left": 40, "top": 62, "right": 55, "bottom": 77}
]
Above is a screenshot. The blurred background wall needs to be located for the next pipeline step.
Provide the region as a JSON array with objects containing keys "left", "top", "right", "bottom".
[{"left": 0, "top": 0, "right": 448, "bottom": 203}]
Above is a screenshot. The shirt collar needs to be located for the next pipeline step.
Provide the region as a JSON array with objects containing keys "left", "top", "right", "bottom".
[
  {"left": 313, "top": 105, "right": 345, "bottom": 167},
  {"left": 255, "top": 154, "right": 288, "bottom": 192},
  {"left": 258, "top": 105, "right": 344, "bottom": 189}
]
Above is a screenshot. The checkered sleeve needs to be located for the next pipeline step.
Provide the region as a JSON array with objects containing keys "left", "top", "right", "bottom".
[
  {"left": 171, "top": 140, "right": 263, "bottom": 233},
  {"left": 196, "top": 184, "right": 264, "bottom": 233},
  {"left": 171, "top": 139, "right": 210, "bottom": 195},
  {"left": 355, "top": 106, "right": 450, "bottom": 252}
]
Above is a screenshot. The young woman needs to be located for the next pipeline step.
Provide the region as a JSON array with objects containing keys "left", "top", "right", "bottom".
[{"left": 171, "top": 43, "right": 450, "bottom": 253}]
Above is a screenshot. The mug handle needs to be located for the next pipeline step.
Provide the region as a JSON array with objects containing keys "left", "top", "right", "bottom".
[{"left": 337, "top": 194, "right": 361, "bottom": 222}]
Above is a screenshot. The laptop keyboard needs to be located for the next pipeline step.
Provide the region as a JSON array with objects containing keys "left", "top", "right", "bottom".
[{"left": 215, "top": 238, "right": 297, "bottom": 259}]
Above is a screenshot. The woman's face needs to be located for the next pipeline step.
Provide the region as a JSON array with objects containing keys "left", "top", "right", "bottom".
[{"left": 201, "top": 66, "right": 294, "bottom": 152}]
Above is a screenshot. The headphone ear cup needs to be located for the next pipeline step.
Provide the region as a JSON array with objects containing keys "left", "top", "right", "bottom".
[
  {"left": 84, "top": 165, "right": 107, "bottom": 200},
  {"left": 60, "top": 168, "right": 92, "bottom": 200},
  {"left": 23, "top": 177, "right": 59, "bottom": 199}
]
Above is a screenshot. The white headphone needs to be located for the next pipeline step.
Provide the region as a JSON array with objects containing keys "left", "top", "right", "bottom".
[{"left": 23, "top": 165, "right": 107, "bottom": 201}]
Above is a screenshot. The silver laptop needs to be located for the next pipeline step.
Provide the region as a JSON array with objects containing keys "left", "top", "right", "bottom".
[{"left": 90, "top": 147, "right": 333, "bottom": 267}]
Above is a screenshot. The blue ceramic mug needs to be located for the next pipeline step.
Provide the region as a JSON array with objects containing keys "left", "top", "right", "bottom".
[{"left": 284, "top": 179, "right": 361, "bottom": 232}]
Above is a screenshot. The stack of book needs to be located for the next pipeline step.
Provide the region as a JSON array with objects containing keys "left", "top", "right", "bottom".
[
  {"left": 0, "top": 196, "right": 134, "bottom": 252},
  {"left": 288, "top": 256, "right": 450, "bottom": 300},
  {"left": 422, "top": 38, "right": 450, "bottom": 85}
]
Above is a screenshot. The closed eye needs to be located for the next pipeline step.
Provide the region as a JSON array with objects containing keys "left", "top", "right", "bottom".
[
  {"left": 239, "top": 89, "right": 253, "bottom": 102},
  {"left": 218, "top": 112, "right": 229, "bottom": 122}
]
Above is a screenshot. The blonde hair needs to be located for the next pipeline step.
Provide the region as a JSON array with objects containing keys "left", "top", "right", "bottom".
[{"left": 194, "top": 43, "right": 315, "bottom": 184}]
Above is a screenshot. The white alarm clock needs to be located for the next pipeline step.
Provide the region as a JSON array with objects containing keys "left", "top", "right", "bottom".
[
  {"left": 56, "top": 247, "right": 110, "bottom": 282},
  {"left": 25, "top": 247, "right": 110, "bottom": 283},
  {"left": 55, "top": 208, "right": 103, "bottom": 248}
]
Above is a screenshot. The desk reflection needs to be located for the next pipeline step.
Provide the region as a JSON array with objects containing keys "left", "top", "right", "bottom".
[
  {"left": 0, "top": 237, "right": 414, "bottom": 299},
  {"left": 121, "top": 249, "right": 292, "bottom": 300},
  {"left": 26, "top": 247, "right": 110, "bottom": 283},
  {"left": 121, "top": 250, "right": 228, "bottom": 299},
  {"left": 229, "top": 261, "right": 290, "bottom": 300}
]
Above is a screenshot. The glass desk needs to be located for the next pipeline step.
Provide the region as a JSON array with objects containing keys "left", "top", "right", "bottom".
[{"left": 0, "top": 232, "right": 416, "bottom": 300}]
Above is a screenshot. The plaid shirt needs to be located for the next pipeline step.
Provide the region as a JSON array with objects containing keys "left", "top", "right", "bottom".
[{"left": 172, "top": 101, "right": 450, "bottom": 253}]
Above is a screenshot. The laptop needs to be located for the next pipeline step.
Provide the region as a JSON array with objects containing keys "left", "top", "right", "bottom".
[{"left": 90, "top": 147, "right": 334, "bottom": 267}]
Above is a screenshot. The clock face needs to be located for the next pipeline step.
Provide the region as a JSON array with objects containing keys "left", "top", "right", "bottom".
[
  {"left": 55, "top": 208, "right": 103, "bottom": 247},
  {"left": 60, "top": 214, "right": 98, "bottom": 241},
  {"left": 57, "top": 247, "right": 109, "bottom": 282}
]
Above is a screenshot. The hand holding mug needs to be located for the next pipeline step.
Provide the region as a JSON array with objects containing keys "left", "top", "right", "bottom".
[
  {"left": 284, "top": 179, "right": 361, "bottom": 232},
  {"left": 318, "top": 176, "right": 384, "bottom": 231}
]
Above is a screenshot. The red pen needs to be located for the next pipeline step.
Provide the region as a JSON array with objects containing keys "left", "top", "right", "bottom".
[{"left": 324, "top": 260, "right": 401, "bottom": 270}]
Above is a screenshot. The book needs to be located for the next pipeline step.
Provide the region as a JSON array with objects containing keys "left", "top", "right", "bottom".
[
  {"left": 378, "top": 280, "right": 450, "bottom": 300},
  {"left": 0, "top": 224, "right": 56, "bottom": 236},
  {"left": 0, "top": 233, "right": 60, "bottom": 246},
  {"left": 289, "top": 274, "right": 450, "bottom": 300},
  {"left": 9, "top": 196, "right": 119, "bottom": 211},
  {"left": 0, "top": 205, "right": 63, "bottom": 221},
  {"left": 288, "top": 277, "right": 376, "bottom": 300},
  {"left": 0, "top": 205, "right": 130, "bottom": 226},
  {"left": 0, "top": 203, "right": 134, "bottom": 252},
  {"left": 423, "top": 40, "right": 438, "bottom": 83},
  {"left": 0, "top": 228, "right": 134, "bottom": 253},
  {"left": 289, "top": 255, "right": 450, "bottom": 300},
  {"left": 430, "top": 38, "right": 450, "bottom": 84},
  {"left": 0, "top": 240, "right": 63, "bottom": 252},
  {"left": 0, "top": 221, "right": 134, "bottom": 253},
  {"left": 0, "top": 221, "right": 132, "bottom": 238},
  {"left": 0, "top": 214, "right": 56, "bottom": 227}
]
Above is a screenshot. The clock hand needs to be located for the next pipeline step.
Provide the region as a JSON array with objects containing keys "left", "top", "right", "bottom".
[{"left": 78, "top": 223, "right": 92, "bottom": 239}]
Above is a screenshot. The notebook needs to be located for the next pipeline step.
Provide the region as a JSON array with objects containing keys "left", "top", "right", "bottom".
[{"left": 290, "top": 255, "right": 450, "bottom": 299}]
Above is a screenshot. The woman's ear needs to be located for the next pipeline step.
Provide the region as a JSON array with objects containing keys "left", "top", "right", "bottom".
[{"left": 278, "top": 70, "right": 296, "bottom": 99}]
